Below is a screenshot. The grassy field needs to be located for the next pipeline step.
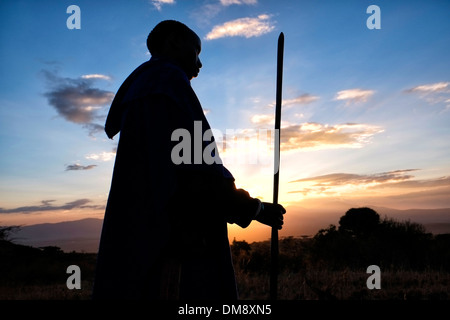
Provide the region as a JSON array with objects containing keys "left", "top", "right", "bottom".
[
  {"left": 1, "top": 238, "right": 449, "bottom": 300},
  {"left": 235, "top": 268, "right": 450, "bottom": 300},
  {"left": 1, "top": 266, "right": 449, "bottom": 300}
]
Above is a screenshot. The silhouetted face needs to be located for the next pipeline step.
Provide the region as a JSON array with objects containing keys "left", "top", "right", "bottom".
[
  {"left": 168, "top": 30, "right": 202, "bottom": 80},
  {"left": 176, "top": 31, "right": 202, "bottom": 80}
]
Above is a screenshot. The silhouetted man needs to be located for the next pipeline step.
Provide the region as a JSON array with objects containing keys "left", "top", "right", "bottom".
[{"left": 93, "top": 20, "right": 285, "bottom": 300}]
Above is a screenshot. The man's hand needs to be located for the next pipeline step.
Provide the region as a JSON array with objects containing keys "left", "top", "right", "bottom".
[{"left": 256, "top": 202, "right": 286, "bottom": 229}]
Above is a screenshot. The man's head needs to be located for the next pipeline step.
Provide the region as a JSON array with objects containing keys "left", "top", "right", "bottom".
[{"left": 147, "top": 20, "right": 202, "bottom": 80}]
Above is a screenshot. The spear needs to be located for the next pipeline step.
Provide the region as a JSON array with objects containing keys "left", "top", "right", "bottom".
[{"left": 270, "top": 32, "right": 284, "bottom": 301}]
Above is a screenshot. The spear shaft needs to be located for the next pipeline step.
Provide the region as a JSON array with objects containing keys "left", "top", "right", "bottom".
[{"left": 270, "top": 32, "right": 284, "bottom": 301}]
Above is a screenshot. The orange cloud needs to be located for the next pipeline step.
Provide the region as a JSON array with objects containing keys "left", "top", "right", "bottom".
[
  {"left": 280, "top": 122, "right": 384, "bottom": 151},
  {"left": 267, "top": 94, "right": 319, "bottom": 109},
  {"left": 290, "top": 170, "right": 417, "bottom": 187},
  {"left": 286, "top": 170, "right": 450, "bottom": 208}
]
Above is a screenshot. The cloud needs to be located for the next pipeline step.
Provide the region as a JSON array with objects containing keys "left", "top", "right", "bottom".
[
  {"left": 0, "top": 199, "right": 103, "bottom": 214},
  {"left": 82, "top": 123, "right": 105, "bottom": 137},
  {"left": 205, "top": 14, "right": 275, "bottom": 40},
  {"left": 85, "top": 150, "right": 116, "bottom": 162},
  {"left": 405, "top": 82, "right": 450, "bottom": 93},
  {"left": 266, "top": 94, "right": 319, "bottom": 109},
  {"left": 220, "top": 0, "right": 257, "bottom": 5},
  {"left": 288, "top": 169, "right": 419, "bottom": 197},
  {"left": 287, "top": 170, "right": 450, "bottom": 204},
  {"left": 404, "top": 82, "right": 450, "bottom": 108},
  {"left": 290, "top": 169, "right": 418, "bottom": 186},
  {"left": 217, "top": 120, "right": 383, "bottom": 166},
  {"left": 191, "top": 4, "right": 223, "bottom": 26},
  {"left": 280, "top": 122, "right": 384, "bottom": 151},
  {"left": 250, "top": 113, "right": 294, "bottom": 129},
  {"left": 250, "top": 94, "right": 318, "bottom": 127},
  {"left": 42, "top": 70, "right": 114, "bottom": 136},
  {"left": 65, "top": 164, "right": 97, "bottom": 171},
  {"left": 150, "top": 0, "right": 175, "bottom": 11},
  {"left": 370, "top": 175, "right": 450, "bottom": 190},
  {"left": 283, "top": 94, "right": 319, "bottom": 107},
  {"left": 81, "top": 74, "right": 112, "bottom": 81},
  {"left": 334, "top": 88, "right": 375, "bottom": 104},
  {"left": 192, "top": 0, "right": 257, "bottom": 25},
  {"left": 251, "top": 114, "right": 274, "bottom": 125}
]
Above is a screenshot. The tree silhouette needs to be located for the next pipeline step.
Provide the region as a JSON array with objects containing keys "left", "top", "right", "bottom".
[{"left": 338, "top": 207, "right": 380, "bottom": 237}]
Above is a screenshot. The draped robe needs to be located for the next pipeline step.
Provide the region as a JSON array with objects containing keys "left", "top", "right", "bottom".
[{"left": 93, "top": 57, "right": 260, "bottom": 300}]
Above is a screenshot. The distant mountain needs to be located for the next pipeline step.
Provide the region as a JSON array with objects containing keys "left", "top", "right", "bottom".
[
  {"left": 372, "top": 207, "right": 450, "bottom": 234},
  {"left": 10, "top": 206, "right": 450, "bottom": 252},
  {"left": 14, "top": 218, "right": 103, "bottom": 253}
]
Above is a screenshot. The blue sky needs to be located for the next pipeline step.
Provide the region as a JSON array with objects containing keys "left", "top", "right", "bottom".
[{"left": 1, "top": 0, "right": 449, "bottom": 240}]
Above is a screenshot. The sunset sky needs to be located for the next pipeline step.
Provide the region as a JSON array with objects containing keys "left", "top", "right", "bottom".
[{"left": 1, "top": 0, "right": 449, "bottom": 242}]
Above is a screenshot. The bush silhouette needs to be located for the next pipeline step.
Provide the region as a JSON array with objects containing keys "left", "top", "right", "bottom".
[
  {"left": 310, "top": 207, "right": 441, "bottom": 270},
  {"left": 338, "top": 207, "right": 380, "bottom": 237}
]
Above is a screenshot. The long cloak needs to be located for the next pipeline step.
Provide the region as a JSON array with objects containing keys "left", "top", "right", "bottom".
[{"left": 93, "top": 57, "right": 260, "bottom": 300}]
